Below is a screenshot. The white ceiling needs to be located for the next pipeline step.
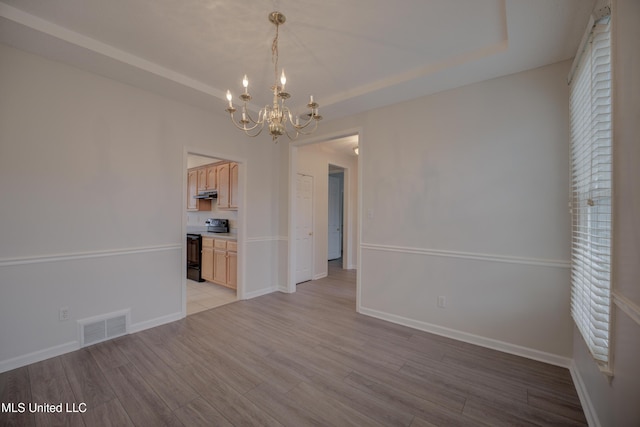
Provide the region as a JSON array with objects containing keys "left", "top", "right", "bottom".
[{"left": 0, "top": 0, "right": 593, "bottom": 121}]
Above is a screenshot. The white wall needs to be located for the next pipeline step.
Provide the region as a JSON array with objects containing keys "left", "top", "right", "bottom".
[
  {"left": 570, "top": 0, "right": 640, "bottom": 425},
  {"left": 0, "top": 43, "right": 284, "bottom": 371},
  {"left": 294, "top": 60, "right": 573, "bottom": 362},
  {"left": 296, "top": 141, "right": 359, "bottom": 278}
]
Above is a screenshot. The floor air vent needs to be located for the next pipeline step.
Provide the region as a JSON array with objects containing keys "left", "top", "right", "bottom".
[{"left": 78, "top": 309, "right": 130, "bottom": 347}]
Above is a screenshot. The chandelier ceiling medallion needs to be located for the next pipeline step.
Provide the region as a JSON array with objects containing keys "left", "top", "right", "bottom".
[{"left": 225, "top": 11, "right": 321, "bottom": 142}]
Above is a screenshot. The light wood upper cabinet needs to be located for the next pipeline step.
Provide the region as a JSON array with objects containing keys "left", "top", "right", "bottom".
[
  {"left": 197, "top": 167, "right": 207, "bottom": 192},
  {"left": 190, "top": 161, "right": 237, "bottom": 211},
  {"left": 206, "top": 165, "right": 217, "bottom": 190},
  {"left": 197, "top": 165, "right": 217, "bottom": 192},
  {"left": 229, "top": 162, "right": 238, "bottom": 210},
  {"left": 187, "top": 169, "right": 211, "bottom": 211},
  {"left": 217, "top": 163, "right": 230, "bottom": 208},
  {"left": 217, "top": 162, "right": 238, "bottom": 210},
  {"left": 187, "top": 169, "right": 198, "bottom": 211}
]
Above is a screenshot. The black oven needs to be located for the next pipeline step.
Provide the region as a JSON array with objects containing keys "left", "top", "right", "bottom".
[{"left": 186, "top": 234, "right": 204, "bottom": 282}]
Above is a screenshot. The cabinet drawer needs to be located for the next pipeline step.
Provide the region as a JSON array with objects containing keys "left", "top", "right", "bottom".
[
  {"left": 202, "top": 237, "right": 214, "bottom": 248},
  {"left": 214, "top": 239, "right": 227, "bottom": 250},
  {"left": 227, "top": 241, "right": 237, "bottom": 252}
]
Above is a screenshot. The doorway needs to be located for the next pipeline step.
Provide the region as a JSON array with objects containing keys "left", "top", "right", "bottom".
[
  {"left": 288, "top": 132, "right": 359, "bottom": 292},
  {"left": 183, "top": 151, "right": 243, "bottom": 316},
  {"left": 328, "top": 167, "right": 344, "bottom": 263}
]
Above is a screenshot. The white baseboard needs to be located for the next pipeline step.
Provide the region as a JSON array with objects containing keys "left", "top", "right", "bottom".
[
  {"left": 244, "top": 286, "right": 277, "bottom": 300},
  {"left": 569, "top": 361, "right": 601, "bottom": 427},
  {"left": 0, "top": 341, "right": 79, "bottom": 374},
  {"left": 0, "top": 311, "right": 184, "bottom": 373},
  {"left": 313, "top": 272, "right": 328, "bottom": 280},
  {"left": 129, "top": 311, "right": 183, "bottom": 334},
  {"left": 358, "top": 305, "right": 572, "bottom": 368}
]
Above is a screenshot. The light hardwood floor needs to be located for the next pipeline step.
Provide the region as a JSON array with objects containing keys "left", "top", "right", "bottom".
[{"left": 0, "top": 260, "right": 586, "bottom": 426}]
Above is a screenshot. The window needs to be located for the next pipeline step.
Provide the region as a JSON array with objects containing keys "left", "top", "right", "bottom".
[{"left": 568, "top": 12, "right": 612, "bottom": 372}]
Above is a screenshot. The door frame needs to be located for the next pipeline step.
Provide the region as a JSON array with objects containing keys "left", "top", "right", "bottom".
[{"left": 181, "top": 147, "right": 247, "bottom": 317}]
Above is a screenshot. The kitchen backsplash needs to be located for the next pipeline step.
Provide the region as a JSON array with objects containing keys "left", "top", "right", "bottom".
[{"left": 187, "top": 210, "right": 238, "bottom": 231}]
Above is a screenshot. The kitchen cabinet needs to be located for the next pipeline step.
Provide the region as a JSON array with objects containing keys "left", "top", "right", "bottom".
[
  {"left": 188, "top": 162, "right": 236, "bottom": 211},
  {"left": 197, "top": 165, "right": 217, "bottom": 192},
  {"left": 197, "top": 167, "right": 207, "bottom": 192},
  {"left": 206, "top": 165, "right": 217, "bottom": 190},
  {"left": 201, "top": 237, "right": 214, "bottom": 281},
  {"left": 217, "top": 162, "right": 238, "bottom": 210},
  {"left": 187, "top": 169, "right": 211, "bottom": 211},
  {"left": 227, "top": 241, "right": 237, "bottom": 289},
  {"left": 213, "top": 239, "right": 227, "bottom": 285},
  {"left": 229, "top": 162, "right": 238, "bottom": 209},
  {"left": 217, "top": 163, "right": 230, "bottom": 208},
  {"left": 199, "top": 238, "right": 237, "bottom": 290}
]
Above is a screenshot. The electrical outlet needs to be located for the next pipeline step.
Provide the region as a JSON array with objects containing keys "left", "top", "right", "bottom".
[
  {"left": 59, "top": 307, "right": 69, "bottom": 321},
  {"left": 437, "top": 296, "right": 446, "bottom": 308}
]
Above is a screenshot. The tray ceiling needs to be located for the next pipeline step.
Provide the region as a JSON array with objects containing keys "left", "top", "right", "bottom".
[{"left": 0, "top": 0, "right": 593, "bottom": 120}]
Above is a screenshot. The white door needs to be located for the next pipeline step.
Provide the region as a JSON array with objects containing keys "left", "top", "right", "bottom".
[
  {"left": 295, "top": 174, "right": 313, "bottom": 283},
  {"left": 328, "top": 174, "right": 342, "bottom": 260}
]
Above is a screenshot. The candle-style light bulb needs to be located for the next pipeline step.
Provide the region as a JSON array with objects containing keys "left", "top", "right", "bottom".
[
  {"left": 280, "top": 70, "right": 286, "bottom": 89},
  {"left": 226, "top": 90, "right": 233, "bottom": 107},
  {"left": 242, "top": 75, "right": 249, "bottom": 94},
  {"left": 310, "top": 95, "right": 314, "bottom": 104}
]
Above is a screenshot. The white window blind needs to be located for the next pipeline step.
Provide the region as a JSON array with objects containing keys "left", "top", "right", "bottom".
[{"left": 569, "top": 17, "right": 612, "bottom": 370}]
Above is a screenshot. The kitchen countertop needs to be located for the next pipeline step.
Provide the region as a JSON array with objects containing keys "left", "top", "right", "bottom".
[
  {"left": 186, "top": 226, "right": 237, "bottom": 241},
  {"left": 199, "top": 232, "right": 237, "bottom": 241}
]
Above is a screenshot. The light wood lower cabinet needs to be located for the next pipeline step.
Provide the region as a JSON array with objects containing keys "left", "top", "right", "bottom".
[
  {"left": 201, "top": 238, "right": 237, "bottom": 290},
  {"left": 213, "top": 242, "right": 227, "bottom": 285},
  {"left": 227, "top": 241, "right": 237, "bottom": 289},
  {"left": 201, "top": 237, "right": 214, "bottom": 282}
]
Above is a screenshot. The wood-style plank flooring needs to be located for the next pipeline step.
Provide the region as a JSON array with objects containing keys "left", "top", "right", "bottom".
[{"left": 1, "top": 260, "right": 586, "bottom": 426}]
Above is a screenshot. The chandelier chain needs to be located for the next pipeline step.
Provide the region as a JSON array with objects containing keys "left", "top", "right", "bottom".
[{"left": 272, "top": 21, "right": 279, "bottom": 84}]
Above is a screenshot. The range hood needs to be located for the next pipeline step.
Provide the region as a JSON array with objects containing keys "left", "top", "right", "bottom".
[{"left": 194, "top": 190, "right": 218, "bottom": 199}]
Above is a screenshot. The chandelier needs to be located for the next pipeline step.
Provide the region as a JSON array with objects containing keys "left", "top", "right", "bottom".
[{"left": 225, "top": 12, "right": 322, "bottom": 142}]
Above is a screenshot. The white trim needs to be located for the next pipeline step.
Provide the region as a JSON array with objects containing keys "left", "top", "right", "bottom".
[
  {"left": 246, "top": 236, "right": 288, "bottom": 243},
  {"left": 129, "top": 311, "right": 183, "bottom": 334},
  {"left": 0, "top": 3, "right": 226, "bottom": 102},
  {"left": 361, "top": 243, "right": 570, "bottom": 269},
  {"left": 313, "top": 272, "right": 328, "bottom": 280},
  {"left": 0, "top": 341, "right": 79, "bottom": 374},
  {"left": 243, "top": 287, "right": 277, "bottom": 300},
  {"left": 570, "top": 361, "right": 603, "bottom": 427},
  {"left": 613, "top": 292, "right": 640, "bottom": 327},
  {"left": 0, "top": 244, "right": 181, "bottom": 267},
  {"left": 0, "top": 311, "right": 184, "bottom": 373},
  {"left": 359, "top": 306, "right": 572, "bottom": 368}
]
